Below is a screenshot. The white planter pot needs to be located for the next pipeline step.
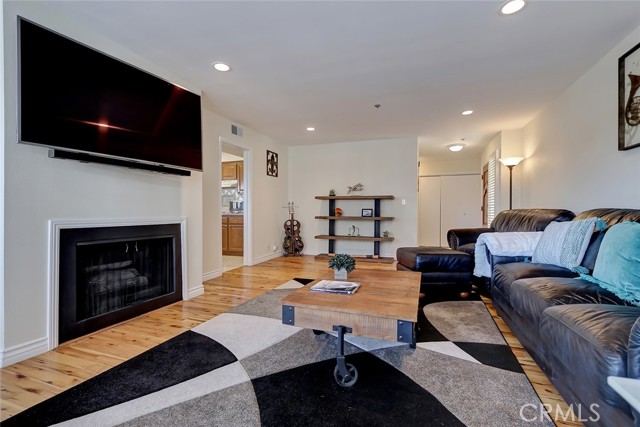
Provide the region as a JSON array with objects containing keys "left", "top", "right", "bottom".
[{"left": 334, "top": 268, "right": 348, "bottom": 280}]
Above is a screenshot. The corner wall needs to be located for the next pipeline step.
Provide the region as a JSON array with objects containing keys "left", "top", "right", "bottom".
[
  {"left": 522, "top": 24, "right": 640, "bottom": 212},
  {"left": 201, "top": 101, "right": 289, "bottom": 278},
  {"left": 289, "top": 138, "right": 418, "bottom": 258},
  {"left": 1, "top": 2, "right": 203, "bottom": 365}
]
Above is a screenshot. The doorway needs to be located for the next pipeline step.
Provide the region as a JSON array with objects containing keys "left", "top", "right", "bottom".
[{"left": 220, "top": 141, "right": 250, "bottom": 272}]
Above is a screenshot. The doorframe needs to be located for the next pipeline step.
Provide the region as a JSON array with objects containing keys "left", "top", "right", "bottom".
[{"left": 219, "top": 137, "right": 253, "bottom": 268}]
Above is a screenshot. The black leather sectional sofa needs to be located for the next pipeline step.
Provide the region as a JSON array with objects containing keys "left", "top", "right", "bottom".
[{"left": 449, "top": 208, "right": 640, "bottom": 427}]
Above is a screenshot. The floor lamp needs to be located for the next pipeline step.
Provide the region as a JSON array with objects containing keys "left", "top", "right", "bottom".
[{"left": 498, "top": 157, "right": 524, "bottom": 209}]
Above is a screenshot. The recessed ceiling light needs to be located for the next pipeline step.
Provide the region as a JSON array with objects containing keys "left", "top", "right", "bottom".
[
  {"left": 500, "top": 0, "right": 526, "bottom": 15},
  {"left": 212, "top": 62, "right": 231, "bottom": 72},
  {"left": 448, "top": 144, "right": 465, "bottom": 152},
  {"left": 462, "top": 110, "right": 474, "bottom": 116},
  {"left": 306, "top": 127, "right": 315, "bottom": 131}
]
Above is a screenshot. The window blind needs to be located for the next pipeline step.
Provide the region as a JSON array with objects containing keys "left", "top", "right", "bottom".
[{"left": 487, "top": 153, "right": 497, "bottom": 226}]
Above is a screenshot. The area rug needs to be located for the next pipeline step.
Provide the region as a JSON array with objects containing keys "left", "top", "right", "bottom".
[{"left": 2, "top": 279, "right": 552, "bottom": 427}]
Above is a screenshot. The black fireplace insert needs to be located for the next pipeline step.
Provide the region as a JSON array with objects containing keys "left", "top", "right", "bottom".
[{"left": 59, "top": 224, "right": 182, "bottom": 343}]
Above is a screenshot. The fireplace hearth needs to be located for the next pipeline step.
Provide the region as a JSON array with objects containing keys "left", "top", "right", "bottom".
[{"left": 58, "top": 224, "right": 182, "bottom": 343}]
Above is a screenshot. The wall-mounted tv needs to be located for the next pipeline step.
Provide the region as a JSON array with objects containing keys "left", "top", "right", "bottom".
[{"left": 18, "top": 17, "right": 202, "bottom": 175}]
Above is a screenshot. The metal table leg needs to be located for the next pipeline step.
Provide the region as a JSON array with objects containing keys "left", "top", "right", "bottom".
[{"left": 332, "top": 325, "right": 358, "bottom": 387}]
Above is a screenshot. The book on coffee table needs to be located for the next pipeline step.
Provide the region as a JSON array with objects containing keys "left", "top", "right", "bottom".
[{"left": 310, "top": 280, "right": 360, "bottom": 295}]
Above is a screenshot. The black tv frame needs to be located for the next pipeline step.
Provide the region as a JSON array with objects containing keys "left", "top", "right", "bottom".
[{"left": 17, "top": 17, "right": 202, "bottom": 176}]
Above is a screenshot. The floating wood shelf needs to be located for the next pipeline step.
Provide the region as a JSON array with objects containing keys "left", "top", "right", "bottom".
[
  {"left": 315, "top": 195, "right": 395, "bottom": 200},
  {"left": 314, "top": 216, "right": 394, "bottom": 221},
  {"left": 315, "top": 194, "right": 395, "bottom": 263},
  {"left": 314, "top": 253, "right": 395, "bottom": 264},
  {"left": 315, "top": 235, "right": 394, "bottom": 242}
]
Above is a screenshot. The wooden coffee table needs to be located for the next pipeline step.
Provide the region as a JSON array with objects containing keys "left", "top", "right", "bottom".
[{"left": 281, "top": 269, "right": 420, "bottom": 387}]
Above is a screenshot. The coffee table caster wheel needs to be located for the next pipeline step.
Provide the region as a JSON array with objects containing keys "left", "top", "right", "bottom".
[{"left": 334, "top": 363, "right": 358, "bottom": 387}]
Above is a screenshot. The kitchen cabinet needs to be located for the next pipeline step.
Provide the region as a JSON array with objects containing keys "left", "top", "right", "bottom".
[
  {"left": 222, "top": 161, "right": 244, "bottom": 189},
  {"left": 222, "top": 162, "right": 238, "bottom": 180},
  {"left": 222, "top": 215, "right": 243, "bottom": 255},
  {"left": 237, "top": 162, "right": 244, "bottom": 192}
]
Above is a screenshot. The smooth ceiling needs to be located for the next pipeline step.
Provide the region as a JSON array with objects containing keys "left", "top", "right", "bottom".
[{"left": 35, "top": 1, "right": 640, "bottom": 157}]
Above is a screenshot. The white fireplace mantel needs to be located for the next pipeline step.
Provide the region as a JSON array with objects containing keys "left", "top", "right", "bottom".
[{"left": 47, "top": 217, "right": 188, "bottom": 350}]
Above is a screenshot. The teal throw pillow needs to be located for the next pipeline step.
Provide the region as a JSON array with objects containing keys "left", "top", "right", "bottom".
[
  {"left": 580, "top": 221, "right": 640, "bottom": 306},
  {"left": 532, "top": 217, "right": 605, "bottom": 272}
]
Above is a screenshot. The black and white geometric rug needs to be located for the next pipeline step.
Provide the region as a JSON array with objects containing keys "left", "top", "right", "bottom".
[{"left": 2, "top": 279, "right": 552, "bottom": 427}]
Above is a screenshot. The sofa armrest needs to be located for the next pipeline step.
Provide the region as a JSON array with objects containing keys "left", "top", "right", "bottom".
[{"left": 447, "top": 228, "right": 492, "bottom": 250}]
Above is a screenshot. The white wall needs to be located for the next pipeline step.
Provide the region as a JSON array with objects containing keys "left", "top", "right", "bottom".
[
  {"left": 201, "top": 102, "right": 289, "bottom": 277},
  {"left": 289, "top": 138, "right": 418, "bottom": 258},
  {"left": 522, "top": 24, "right": 640, "bottom": 212},
  {"left": 1, "top": 3, "right": 203, "bottom": 363},
  {"left": 0, "top": 1, "right": 5, "bottom": 355},
  {"left": 419, "top": 155, "right": 479, "bottom": 176}
]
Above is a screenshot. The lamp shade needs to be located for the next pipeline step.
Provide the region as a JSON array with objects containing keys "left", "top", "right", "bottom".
[{"left": 498, "top": 157, "right": 524, "bottom": 167}]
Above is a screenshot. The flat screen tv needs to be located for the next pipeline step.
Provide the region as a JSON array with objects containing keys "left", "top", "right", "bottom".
[{"left": 18, "top": 17, "right": 202, "bottom": 174}]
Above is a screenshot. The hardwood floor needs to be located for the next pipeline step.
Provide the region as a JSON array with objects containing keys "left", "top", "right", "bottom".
[{"left": 1, "top": 256, "right": 581, "bottom": 426}]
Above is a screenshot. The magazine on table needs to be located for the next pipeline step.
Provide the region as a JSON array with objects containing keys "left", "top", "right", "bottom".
[{"left": 310, "top": 280, "right": 360, "bottom": 295}]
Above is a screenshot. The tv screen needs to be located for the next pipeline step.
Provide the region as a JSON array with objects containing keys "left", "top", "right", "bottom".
[{"left": 18, "top": 17, "right": 202, "bottom": 172}]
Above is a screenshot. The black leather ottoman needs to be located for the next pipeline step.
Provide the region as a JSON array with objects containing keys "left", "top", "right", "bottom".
[{"left": 396, "top": 246, "right": 473, "bottom": 293}]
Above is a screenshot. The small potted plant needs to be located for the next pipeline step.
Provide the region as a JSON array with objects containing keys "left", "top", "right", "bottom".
[{"left": 328, "top": 253, "right": 356, "bottom": 280}]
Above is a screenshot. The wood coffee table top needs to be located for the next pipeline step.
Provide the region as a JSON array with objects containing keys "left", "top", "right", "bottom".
[{"left": 281, "top": 269, "right": 421, "bottom": 343}]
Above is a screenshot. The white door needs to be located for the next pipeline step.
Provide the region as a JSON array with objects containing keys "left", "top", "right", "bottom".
[
  {"left": 419, "top": 174, "right": 482, "bottom": 247},
  {"left": 440, "top": 175, "right": 482, "bottom": 245},
  {"left": 418, "top": 176, "right": 441, "bottom": 246}
]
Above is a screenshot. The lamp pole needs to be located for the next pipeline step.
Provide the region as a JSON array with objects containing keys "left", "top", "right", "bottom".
[
  {"left": 507, "top": 165, "right": 515, "bottom": 209},
  {"left": 498, "top": 157, "right": 524, "bottom": 211}
]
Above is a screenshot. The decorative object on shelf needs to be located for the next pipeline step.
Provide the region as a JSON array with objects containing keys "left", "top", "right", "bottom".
[
  {"left": 282, "top": 201, "right": 303, "bottom": 256},
  {"left": 498, "top": 157, "right": 524, "bottom": 209},
  {"left": 329, "top": 189, "right": 336, "bottom": 196},
  {"left": 383, "top": 230, "right": 390, "bottom": 238},
  {"left": 619, "top": 41, "right": 640, "bottom": 150},
  {"left": 347, "top": 183, "right": 364, "bottom": 194},
  {"left": 267, "top": 150, "right": 279, "bottom": 177},
  {"left": 328, "top": 253, "right": 356, "bottom": 280},
  {"left": 361, "top": 208, "right": 373, "bottom": 217},
  {"left": 348, "top": 225, "right": 360, "bottom": 237},
  {"left": 335, "top": 207, "right": 343, "bottom": 217}
]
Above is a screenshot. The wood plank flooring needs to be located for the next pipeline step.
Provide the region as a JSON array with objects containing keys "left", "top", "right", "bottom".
[{"left": 1, "top": 256, "right": 581, "bottom": 426}]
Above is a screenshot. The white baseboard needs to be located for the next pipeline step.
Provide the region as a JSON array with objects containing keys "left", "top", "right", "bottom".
[
  {"left": 1, "top": 337, "right": 49, "bottom": 368},
  {"left": 202, "top": 270, "right": 222, "bottom": 282},
  {"left": 186, "top": 284, "right": 204, "bottom": 300},
  {"left": 252, "top": 252, "right": 282, "bottom": 265}
]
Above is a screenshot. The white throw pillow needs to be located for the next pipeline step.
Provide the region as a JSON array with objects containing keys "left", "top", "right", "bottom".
[{"left": 531, "top": 218, "right": 604, "bottom": 272}]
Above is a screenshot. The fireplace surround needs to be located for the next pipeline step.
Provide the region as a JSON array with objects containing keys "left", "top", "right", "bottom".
[{"left": 49, "top": 219, "right": 186, "bottom": 346}]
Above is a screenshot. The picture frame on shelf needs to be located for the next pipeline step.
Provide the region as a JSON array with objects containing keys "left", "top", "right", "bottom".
[
  {"left": 361, "top": 208, "right": 373, "bottom": 217},
  {"left": 618, "top": 41, "right": 640, "bottom": 151}
]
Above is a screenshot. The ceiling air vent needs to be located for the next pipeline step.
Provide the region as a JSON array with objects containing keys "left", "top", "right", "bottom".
[{"left": 231, "top": 124, "right": 243, "bottom": 137}]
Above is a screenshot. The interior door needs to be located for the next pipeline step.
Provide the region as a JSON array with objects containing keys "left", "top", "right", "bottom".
[
  {"left": 440, "top": 175, "right": 482, "bottom": 245},
  {"left": 418, "top": 176, "right": 441, "bottom": 246}
]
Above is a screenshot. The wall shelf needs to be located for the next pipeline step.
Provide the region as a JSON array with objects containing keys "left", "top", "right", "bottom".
[
  {"left": 314, "top": 195, "right": 395, "bottom": 263},
  {"left": 314, "top": 216, "right": 394, "bottom": 221}
]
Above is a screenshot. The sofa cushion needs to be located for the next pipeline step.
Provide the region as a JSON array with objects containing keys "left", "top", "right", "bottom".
[
  {"left": 491, "top": 262, "right": 578, "bottom": 300},
  {"left": 532, "top": 217, "right": 603, "bottom": 272},
  {"left": 510, "top": 277, "right": 632, "bottom": 328},
  {"left": 581, "top": 222, "right": 640, "bottom": 306},
  {"left": 540, "top": 304, "right": 640, "bottom": 411},
  {"left": 456, "top": 242, "right": 475, "bottom": 257}
]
